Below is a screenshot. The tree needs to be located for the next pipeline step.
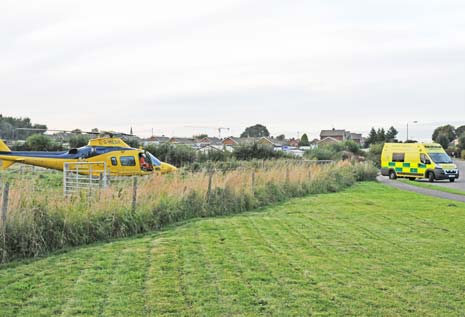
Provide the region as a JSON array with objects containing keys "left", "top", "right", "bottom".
[
  {"left": 385, "top": 126, "right": 398, "bottom": 142},
  {"left": 364, "top": 128, "right": 377, "bottom": 147},
  {"left": 124, "top": 138, "right": 140, "bottom": 148},
  {"left": 376, "top": 128, "right": 386, "bottom": 143},
  {"left": 276, "top": 134, "right": 285, "bottom": 141},
  {"left": 455, "top": 125, "right": 465, "bottom": 138},
  {"left": 432, "top": 125, "right": 456, "bottom": 144},
  {"left": 25, "top": 134, "right": 61, "bottom": 151},
  {"left": 436, "top": 133, "right": 450, "bottom": 149},
  {"left": 240, "top": 124, "right": 270, "bottom": 138},
  {"left": 299, "top": 133, "right": 310, "bottom": 146},
  {"left": 69, "top": 135, "right": 90, "bottom": 148},
  {"left": 0, "top": 114, "right": 47, "bottom": 140},
  {"left": 458, "top": 133, "right": 465, "bottom": 152},
  {"left": 193, "top": 134, "right": 208, "bottom": 139},
  {"left": 145, "top": 143, "right": 196, "bottom": 167}
]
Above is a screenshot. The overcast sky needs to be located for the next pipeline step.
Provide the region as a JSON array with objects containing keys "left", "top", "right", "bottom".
[{"left": 1, "top": 0, "right": 464, "bottom": 140}]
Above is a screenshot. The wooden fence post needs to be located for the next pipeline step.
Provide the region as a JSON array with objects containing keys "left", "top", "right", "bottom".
[
  {"left": 132, "top": 177, "right": 138, "bottom": 212},
  {"left": 2, "top": 182, "right": 9, "bottom": 263},
  {"left": 251, "top": 170, "right": 255, "bottom": 194},
  {"left": 207, "top": 170, "right": 214, "bottom": 202}
]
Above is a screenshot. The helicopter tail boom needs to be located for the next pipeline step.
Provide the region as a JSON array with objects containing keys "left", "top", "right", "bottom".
[
  {"left": 0, "top": 139, "right": 11, "bottom": 153},
  {"left": 0, "top": 140, "right": 14, "bottom": 169}
]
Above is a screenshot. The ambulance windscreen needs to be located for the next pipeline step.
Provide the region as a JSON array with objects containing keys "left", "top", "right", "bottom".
[{"left": 429, "top": 153, "right": 452, "bottom": 164}]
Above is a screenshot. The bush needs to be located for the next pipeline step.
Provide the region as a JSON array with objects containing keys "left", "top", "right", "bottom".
[
  {"left": 15, "top": 134, "right": 63, "bottom": 151},
  {"left": 197, "top": 149, "right": 231, "bottom": 162},
  {"left": 233, "top": 144, "right": 291, "bottom": 160},
  {"left": 366, "top": 143, "right": 384, "bottom": 167},
  {"left": 145, "top": 143, "right": 196, "bottom": 167},
  {"left": 304, "top": 141, "right": 363, "bottom": 161},
  {"left": 352, "top": 162, "right": 379, "bottom": 181},
  {"left": 305, "top": 147, "right": 335, "bottom": 160},
  {"left": 461, "top": 150, "right": 465, "bottom": 160},
  {"left": 344, "top": 140, "right": 362, "bottom": 155},
  {"left": 68, "top": 135, "right": 90, "bottom": 148}
]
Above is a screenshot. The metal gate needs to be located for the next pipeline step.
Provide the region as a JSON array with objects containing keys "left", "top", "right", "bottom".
[{"left": 63, "top": 161, "right": 109, "bottom": 196}]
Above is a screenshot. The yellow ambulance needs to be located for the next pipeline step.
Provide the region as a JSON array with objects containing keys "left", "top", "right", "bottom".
[{"left": 381, "top": 143, "right": 459, "bottom": 182}]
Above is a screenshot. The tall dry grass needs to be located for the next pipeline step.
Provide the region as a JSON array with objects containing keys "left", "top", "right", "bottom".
[{"left": 0, "top": 160, "right": 378, "bottom": 262}]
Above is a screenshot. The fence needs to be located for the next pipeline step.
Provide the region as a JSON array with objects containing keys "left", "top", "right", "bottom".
[{"left": 63, "top": 161, "right": 109, "bottom": 197}]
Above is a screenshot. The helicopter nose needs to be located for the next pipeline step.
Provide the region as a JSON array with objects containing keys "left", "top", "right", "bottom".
[{"left": 160, "top": 162, "right": 177, "bottom": 174}]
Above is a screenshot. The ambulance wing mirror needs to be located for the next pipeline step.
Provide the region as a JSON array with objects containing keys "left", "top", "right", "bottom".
[{"left": 425, "top": 159, "right": 431, "bottom": 165}]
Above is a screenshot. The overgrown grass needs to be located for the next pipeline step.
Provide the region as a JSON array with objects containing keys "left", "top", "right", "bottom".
[
  {"left": 398, "top": 178, "right": 465, "bottom": 196},
  {"left": 0, "top": 161, "right": 377, "bottom": 262},
  {"left": 1, "top": 182, "right": 465, "bottom": 316}
]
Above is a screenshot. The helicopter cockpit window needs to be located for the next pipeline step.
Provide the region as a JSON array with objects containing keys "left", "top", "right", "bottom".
[
  {"left": 68, "top": 148, "right": 78, "bottom": 155},
  {"left": 147, "top": 152, "right": 161, "bottom": 166},
  {"left": 120, "top": 156, "right": 136, "bottom": 166},
  {"left": 111, "top": 157, "right": 117, "bottom": 166}
]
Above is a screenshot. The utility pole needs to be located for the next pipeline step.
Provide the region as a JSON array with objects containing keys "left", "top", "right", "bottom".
[{"left": 406, "top": 121, "right": 418, "bottom": 142}]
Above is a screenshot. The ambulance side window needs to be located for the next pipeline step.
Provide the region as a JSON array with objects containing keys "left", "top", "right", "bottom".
[
  {"left": 111, "top": 157, "right": 118, "bottom": 166},
  {"left": 420, "top": 154, "right": 431, "bottom": 165},
  {"left": 392, "top": 153, "right": 404, "bottom": 162}
]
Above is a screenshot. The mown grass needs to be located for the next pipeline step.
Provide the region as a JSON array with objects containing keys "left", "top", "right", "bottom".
[
  {"left": 1, "top": 182, "right": 465, "bottom": 316},
  {"left": 398, "top": 178, "right": 465, "bottom": 196}
]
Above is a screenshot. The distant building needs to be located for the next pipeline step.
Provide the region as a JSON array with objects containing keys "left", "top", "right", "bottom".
[
  {"left": 169, "top": 137, "right": 196, "bottom": 145},
  {"left": 319, "top": 128, "right": 364, "bottom": 145},
  {"left": 318, "top": 137, "right": 341, "bottom": 146},
  {"left": 196, "top": 137, "right": 222, "bottom": 146},
  {"left": 142, "top": 136, "right": 170, "bottom": 146},
  {"left": 196, "top": 144, "right": 225, "bottom": 154},
  {"left": 287, "top": 138, "right": 299, "bottom": 147},
  {"left": 222, "top": 137, "right": 257, "bottom": 146},
  {"left": 320, "top": 129, "right": 351, "bottom": 141},
  {"left": 350, "top": 133, "right": 363, "bottom": 145}
]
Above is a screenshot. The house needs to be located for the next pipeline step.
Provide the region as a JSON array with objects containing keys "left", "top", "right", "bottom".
[
  {"left": 169, "top": 137, "right": 196, "bottom": 146},
  {"left": 350, "top": 133, "right": 363, "bottom": 145},
  {"left": 142, "top": 135, "right": 170, "bottom": 146},
  {"left": 222, "top": 137, "right": 258, "bottom": 146},
  {"left": 288, "top": 138, "right": 300, "bottom": 147},
  {"left": 256, "top": 137, "right": 286, "bottom": 147},
  {"left": 196, "top": 137, "right": 222, "bottom": 146},
  {"left": 318, "top": 137, "right": 341, "bottom": 146},
  {"left": 319, "top": 129, "right": 364, "bottom": 145},
  {"left": 222, "top": 137, "right": 240, "bottom": 146},
  {"left": 449, "top": 139, "right": 460, "bottom": 147},
  {"left": 320, "top": 129, "right": 351, "bottom": 141},
  {"left": 196, "top": 144, "right": 225, "bottom": 154}
]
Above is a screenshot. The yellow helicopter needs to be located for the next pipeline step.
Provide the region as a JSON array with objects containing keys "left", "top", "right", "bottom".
[{"left": 0, "top": 134, "right": 176, "bottom": 176}]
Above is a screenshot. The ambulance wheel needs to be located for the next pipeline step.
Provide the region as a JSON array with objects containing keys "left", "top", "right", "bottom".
[
  {"left": 449, "top": 178, "right": 455, "bottom": 183},
  {"left": 389, "top": 170, "right": 397, "bottom": 180},
  {"left": 428, "top": 172, "right": 435, "bottom": 182},
  {"left": 408, "top": 177, "right": 416, "bottom": 181}
]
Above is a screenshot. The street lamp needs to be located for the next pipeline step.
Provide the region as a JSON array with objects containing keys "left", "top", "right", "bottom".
[{"left": 406, "top": 121, "right": 418, "bottom": 142}]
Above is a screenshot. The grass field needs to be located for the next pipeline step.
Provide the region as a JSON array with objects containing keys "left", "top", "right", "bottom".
[
  {"left": 1, "top": 182, "right": 465, "bottom": 316},
  {"left": 398, "top": 178, "right": 465, "bottom": 196}
]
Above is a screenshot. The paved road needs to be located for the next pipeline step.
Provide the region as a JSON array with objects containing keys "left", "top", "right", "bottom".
[
  {"left": 413, "top": 159, "right": 465, "bottom": 191},
  {"left": 377, "top": 159, "right": 465, "bottom": 203}
]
